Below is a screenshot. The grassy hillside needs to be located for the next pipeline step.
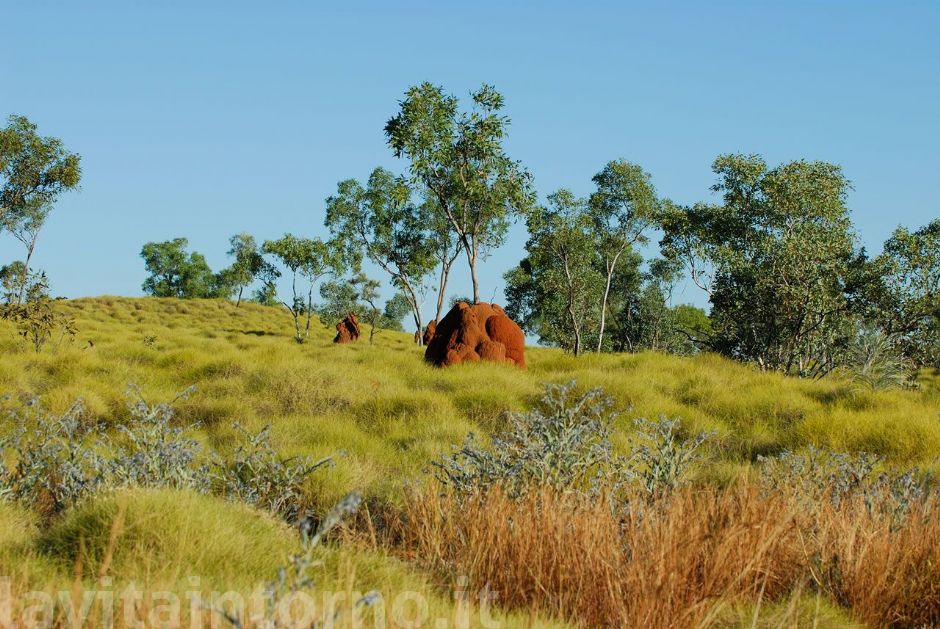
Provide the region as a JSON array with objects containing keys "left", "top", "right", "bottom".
[
  {"left": 1, "top": 297, "right": 938, "bottom": 627},
  {"left": 1, "top": 297, "right": 937, "bottom": 505}
]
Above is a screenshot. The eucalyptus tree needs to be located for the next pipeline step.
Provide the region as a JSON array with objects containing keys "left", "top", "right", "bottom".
[
  {"left": 588, "top": 160, "right": 660, "bottom": 352},
  {"left": 319, "top": 272, "right": 410, "bottom": 344},
  {"left": 222, "top": 233, "right": 277, "bottom": 307},
  {"left": 140, "top": 238, "right": 223, "bottom": 299},
  {"left": 325, "top": 167, "right": 436, "bottom": 343},
  {"left": 505, "top": 190, "right": 603, "bottom": 355},
  {"left": 0, "top": 116, "right": 81, "bottom": 303},
  {"left": 385, "top": 83, "right": 535, "bottom": 303},
  {"left": 426, "top": 196, "right": 463, "bottom": 323},
  {"left": 262, "top": 234, "right": 338, "bottom": 344},
  {"left": 864, "top": 219, "right": 940, "bottom": 366},
  {"left": 660, "top": 154, "right": 858, "bottom": 376}
]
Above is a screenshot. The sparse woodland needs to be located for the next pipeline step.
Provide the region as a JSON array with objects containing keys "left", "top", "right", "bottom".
[{"left": 1, "top": 83, "right": 940, "bottom": 627}]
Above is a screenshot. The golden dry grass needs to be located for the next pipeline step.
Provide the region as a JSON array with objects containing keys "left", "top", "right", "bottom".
[{"left": 395, "top": 483, "right": 940, "bottom": 628}]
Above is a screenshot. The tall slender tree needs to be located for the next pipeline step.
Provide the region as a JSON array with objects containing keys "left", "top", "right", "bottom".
[
  {"left": 385, "top": 83, "right": 535, "bottom": 303},
  {"left": 0, "top": 115, "right": 81, "bottom": 304},
  {"left": 222, "top": 233, "right": 276, "bottom": 307},
  {"left": 263, "top": 234, "right": 337, "bottom": 344},
  {"left": 505, "top": 190, "right": 602, "bottom": 355},
  {"left": 588, "top": 160, "right": 659, "bottom": 352},
  {"left": 325, "top": 168, "right": 436, "bottom": 344}
]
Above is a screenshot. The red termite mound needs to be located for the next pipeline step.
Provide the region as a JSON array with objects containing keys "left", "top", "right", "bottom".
[
  {"left": 422, "top": 319, "right": 437, "bottom": 346},
  {"left": 424, "top": 303, "right": 525, "bottom": 368},
  {"left": 333, "top": 312, "right": 360, "bottom": 344}
]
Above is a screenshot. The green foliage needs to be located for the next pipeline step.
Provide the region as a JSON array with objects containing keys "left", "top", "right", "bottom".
[
  {"left": 386, "top": 82, "right": 535, "bottom": 303},
  {"left": 318, "top": 272, "right": 405, "bottom": 343},
  {"left": 221, "top": 232, "right": 279, "bottom": 307},
  {"left": 0, "top": 387, "right": 339, "bottom": 523},
  {"left": 861, "top": 219, "right": 940, "bottom": 368},
  {"left": 0, "top": 115, "right": 82, "bottom": 306},
  {"left": 589, "top": 160, "right": 660, "bottom": 351},
  {"left": 262, "top": 234, "right": 338, "bottom": 343},
  {"left": 0, "top": 397, "right": 106, "bottom": 516},
  {"left": 0, "top": 115, "right": 81, "bottom": 228},
  {"left": 380, "top": 291, "right": 411, "bottom": 332},
  {"left": 140, "top": 238, "right": 228, "bottom": 299},
  {"left": 213, "top": 423, "right": 336, "bottom": 523},
  {"left": 628, "top": 416, "right": 711, "bottom": 496},
  {"left": 433, "top": 381, "right": 625, "bottom": 497},
  {"left": 611, "top": 257, "right": 709, "bottom": 355},
  {"left": 758, "top": 446, "right": 929, "bottom": 518},
  {"left": 110, "top": 385, "right": 209, "bottom": 491},
  {"left": 325, "top": 168, "right": 435, "bottom": 338},
  {"left": 505, "top": 190, "right": 603, "bottom": 355},
  {"left": 0, "top": 261, "right": 49, "bottom": 305},
  {"left": 661, "top": 154, "right": 858, "bottom": 376},
  {"left": 844, "top": 324, "right": 914, "bottom": 390},
  {"left": 317, "top": 275, "right": 362, "bottom": 326},
  {"left": 0, "top": 297, "right": 76, "bottom": 352}
]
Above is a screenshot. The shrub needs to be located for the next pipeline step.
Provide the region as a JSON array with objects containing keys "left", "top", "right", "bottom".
[
  {"left": 213, "top": 423, "right": 339, "bottom": 522},
  {"left": 0, "top": 298, "right": 76, "bottom": 352},
  {"left": 433, "top": 380, "right": 711, "bottom": 498},
  {"left": 627, "top": 415, "right": 711, "bottom": 496},
  {"left": 0, "top": 398, "right": 107, "bottom": 516},
  {"left": 0, "top": 388, "right": 341, "bottom": 523},
  {"left": 845, "top": 325, "right": 914, "bottom": 390},
  {"left": 432, "top": 381, "right": 627, "bottom": 497},
  {"left": 758, "top": 446, "right": 931, "bottom": 519},
  {"left": 109, "top": 385, "right": 210, "bottom": 491}
]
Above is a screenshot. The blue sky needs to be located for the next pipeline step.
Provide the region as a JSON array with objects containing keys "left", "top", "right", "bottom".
[{"left": 3, "top": 1, "right": 938, "bottom": 322}]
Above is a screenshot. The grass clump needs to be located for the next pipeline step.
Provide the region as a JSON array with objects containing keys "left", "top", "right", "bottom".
[{"left": 40, "top": 488, "right": 297, "bottom": 587}]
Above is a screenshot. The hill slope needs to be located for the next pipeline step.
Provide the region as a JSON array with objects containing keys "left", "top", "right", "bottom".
[
  {"left": 1, "top": 297, "right": 938, "bottom": 627},
  {"left": 1, "top": 296, "right": 938, "bottom": 505}
]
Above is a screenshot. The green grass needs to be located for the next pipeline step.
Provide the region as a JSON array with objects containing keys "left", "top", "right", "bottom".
[
  {"left": 2, "top": 297, "right": 937, "bottom": 505},
  {"left": 0, "top": 296, "right": 937, "bottom": 627}
]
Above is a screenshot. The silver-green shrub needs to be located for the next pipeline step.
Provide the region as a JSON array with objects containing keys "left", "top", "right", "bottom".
[
  {"left": 213, "top": 423, "right": 339, "bottom": 522},
  {"left": 433, "top": 381, "right": 711, "bottom": 498},
  {"left": 0, "top": 397, "right": 108, "bottom": 515},
  {"left": 628, "top": 416, "right": 712, "bottom": 496},
  {"left": 758, "top": 446, "right": 932, "bottom": 520},
  {"left": 110, "top": 385, "right": 210, "bottom": 491},
  {"left": 0, "top": 388, "right": 339, "bottom": 522}
]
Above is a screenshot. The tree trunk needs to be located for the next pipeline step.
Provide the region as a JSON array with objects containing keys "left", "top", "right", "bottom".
[
  {"left": 236, "top": 286, "right": 243, "bottom": 308},
  {"left": 403, "top": 283, "right": 424, "bottom": 346},
  {"left": 303, "top": 281, "right": 314, "bottom": 342},
  {"left": 435, "top": 245, "right": 460, "bottom": 322},
  {"left": 16, "top": 239, "right": 37, "bottom": 305},
  {"left": 435, "top": 268, "right": 449, "bottom": 322},
  {"left": 288, "top": 271, "right": 302, "bottom": 343},
  {"left": 469, "top": 248, "right": 480, "bottom": 304},
  {"left": 596, "top": 249, "right": 624, "bottom": 353},
  {"left": 562, "top": 253, "right": 581, "bottom": 357}
]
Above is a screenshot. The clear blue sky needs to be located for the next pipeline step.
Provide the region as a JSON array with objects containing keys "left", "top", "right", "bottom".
[{"left": 3, "top": 1, "right": 938, "bottom": 322}]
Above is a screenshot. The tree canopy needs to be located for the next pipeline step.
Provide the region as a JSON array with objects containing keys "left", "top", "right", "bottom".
[
  {"left": 385, "top": 82, "right": 535, "bottom": 303},
  {"left": 1, "top": 115, "right": 82, "bottom": 304}
]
